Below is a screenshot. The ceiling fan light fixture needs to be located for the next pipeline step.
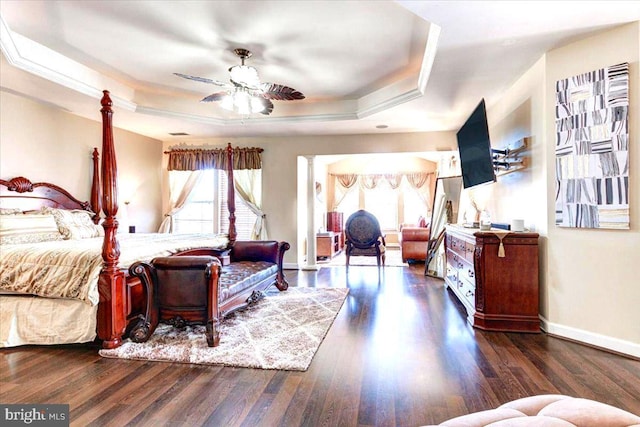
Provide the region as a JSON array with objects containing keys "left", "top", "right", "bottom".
[
  {"left": 220, "top": 94, "right": 234, "bottom": 111},
  {"left": 175, "top": 48, "right": 304, "bottom": 116},
  {"left": 250, "top": 96, "right": 266, "bottom": 113},
  {"left": 229, "top": 65, "right": 260, "bottom": 88},
  {"left": 234, "top": 90, "right": 252, "bottom": 115},
  {"left": 219, "top": 88, "right": 265, "bottom": 115}
]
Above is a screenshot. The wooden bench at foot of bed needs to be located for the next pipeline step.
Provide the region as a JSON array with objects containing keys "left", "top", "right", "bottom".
[{"left": 126, "top": 241, "right": 290, "bottom": 347}]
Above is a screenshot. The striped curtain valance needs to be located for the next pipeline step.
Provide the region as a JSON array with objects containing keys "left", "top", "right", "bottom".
[{"left": 166, "top": 147, "right": 264, "bottom": 171}]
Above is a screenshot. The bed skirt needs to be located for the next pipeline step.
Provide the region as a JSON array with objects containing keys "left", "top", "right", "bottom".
[{"left": 0, "top": 295, "right": 97, "bottom": 347}]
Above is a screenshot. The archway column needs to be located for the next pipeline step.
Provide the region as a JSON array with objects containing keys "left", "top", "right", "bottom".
[{"left": 303, "top": 155, "right": 319, "bottom": 270}]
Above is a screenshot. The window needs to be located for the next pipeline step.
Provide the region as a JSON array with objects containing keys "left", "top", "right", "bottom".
[
  {"left": 172, "top": 169, "right": 257, "bottom": 239},
  {"left": 402, "top": 181, "right": 429, "bottom": 225},
  {"left": 364, "top": 183, "right": 398, "bottom": 230},
  {"left": 218, "top": 171, "right": 258, "bottom": 240},
  {"left": 336, "top": 186, "right": 359, "bottom": 222},
  {"left": 335, "top": 179, "right": 429, "bottom": 230},
  {"left": 172, "top": 170, "right": 216, "bottom": 234}
]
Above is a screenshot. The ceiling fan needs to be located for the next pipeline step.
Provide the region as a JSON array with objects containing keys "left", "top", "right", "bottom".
[{"left": 175, "top": 48, "right": 305, "bottom": 116}]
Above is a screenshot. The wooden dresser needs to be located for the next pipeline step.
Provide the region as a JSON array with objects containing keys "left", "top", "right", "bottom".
[{"left": 444, "top": 225, "right": 540, "bottom": 333}]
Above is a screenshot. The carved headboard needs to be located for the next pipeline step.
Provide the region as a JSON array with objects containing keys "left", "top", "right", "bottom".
[
  {"left": 1, "top": 148, "right": 100, "bottom": 220},
  {"left": 0, "top": 176, "right": 93, "bottom": 212}
]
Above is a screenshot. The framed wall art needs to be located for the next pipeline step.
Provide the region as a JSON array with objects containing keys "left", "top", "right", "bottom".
[{"left": 555, "top": 62, "right": 629, "bottom": 229}]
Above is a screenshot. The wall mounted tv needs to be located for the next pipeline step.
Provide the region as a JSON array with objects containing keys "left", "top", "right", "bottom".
[{"left": 456, "top": 99, "right": 496, "bottom": 189}]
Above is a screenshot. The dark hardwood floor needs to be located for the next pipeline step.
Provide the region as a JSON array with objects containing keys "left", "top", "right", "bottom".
[{"left": 2, "top": 263, "right": 639, "bottom": 426}]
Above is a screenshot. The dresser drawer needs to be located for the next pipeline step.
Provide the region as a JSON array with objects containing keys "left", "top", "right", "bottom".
[
  {"left": 458, "top": 262, "right": 476, "bottom": 285},
  {"left": 445, "top": 263, "right": 458, "bottom": 286},
  {"left": 446, "top": 248, "right": 464, "bottom": 270},
  {"left": 457, "top": 275, "right": 475, "bottom": 307},
  {"left": 464, "top": 242, "right": 475, "bottom": 263},
  {"left": 449, "top": 235, "right": 467, "bottom": 258}
]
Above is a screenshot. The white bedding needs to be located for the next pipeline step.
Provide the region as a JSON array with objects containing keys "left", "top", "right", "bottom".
[
  {"left": 0, "top": 295, "right": 97, "bottom": 347},
  {"left": 0, "top": 233, "right": 228, "bottom": 304},
  {"left": 0, "top": 232, "right": 228, "bottom": 347}
]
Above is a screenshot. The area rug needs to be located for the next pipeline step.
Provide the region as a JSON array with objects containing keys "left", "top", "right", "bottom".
[
  {"left": 322, "top": 247, "right": 410, "bottom": 267},
  {"left": 99, "top": 287, "right": 348, "bottom": 371}
]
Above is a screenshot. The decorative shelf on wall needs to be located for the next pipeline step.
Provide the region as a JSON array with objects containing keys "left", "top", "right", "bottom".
[{"left": 492, "top": 137, "right": 530, "bottom": 176}]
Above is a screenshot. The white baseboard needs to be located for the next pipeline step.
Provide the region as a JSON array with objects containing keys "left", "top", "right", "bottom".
[
  {"left": 283, "top": 262, "right": 301, "bottom": 270},
  {"left": 540, "top": 315, "right": 640, "bottom": 359}
]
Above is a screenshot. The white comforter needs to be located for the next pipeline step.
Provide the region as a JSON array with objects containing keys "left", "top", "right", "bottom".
[{"left": 0, "top": 233, "right": 228, "bottom": 305}]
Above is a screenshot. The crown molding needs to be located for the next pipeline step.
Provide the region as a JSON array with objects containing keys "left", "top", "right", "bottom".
[{"left": 0, "top": 15, "right": 136, "bottom": 111}]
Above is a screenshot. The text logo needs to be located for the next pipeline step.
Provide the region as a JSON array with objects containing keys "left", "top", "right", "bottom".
[{"left": 1, "top": 404, "right": 69, "bottom": 426}]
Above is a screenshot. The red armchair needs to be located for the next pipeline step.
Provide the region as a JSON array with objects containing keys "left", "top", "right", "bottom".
[{"left": 399, "top": 220, "right": 430, "bottom": 263}]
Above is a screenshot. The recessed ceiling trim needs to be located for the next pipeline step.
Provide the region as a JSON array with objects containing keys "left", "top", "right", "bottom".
[
  {"left": 137, "top": 105, "right": 360, "bottom": 125},
  {"left": 0, "top": 13, "right": 439, "bottom": 127},
  {"left": 0, "top": 15, "right": 137, "bottom": 112},
  {"left": 417, "top": 23, "right": 441, "bottom": 93},
  {"left": 136, "top": 106, "right": 227, "bottom": 125},
  {"left": 357, "top": 87, "right": 423, "bottom": 118}
]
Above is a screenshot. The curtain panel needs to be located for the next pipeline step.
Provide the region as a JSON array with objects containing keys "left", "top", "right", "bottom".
[{"left": 158, "top": 170, "right": 203, "bottom": 233}]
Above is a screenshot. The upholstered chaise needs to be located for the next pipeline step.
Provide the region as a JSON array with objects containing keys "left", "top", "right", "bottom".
[{"left": 423, "top": 394, "right": 640, "bottom": 426}]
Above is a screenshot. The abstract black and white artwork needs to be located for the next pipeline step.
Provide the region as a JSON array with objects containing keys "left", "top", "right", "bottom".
[{"left": 555, "top": 62, "right": 629, "bottom": 229}]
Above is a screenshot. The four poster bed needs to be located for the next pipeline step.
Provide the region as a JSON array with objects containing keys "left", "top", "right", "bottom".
[{"left": 0, "top": 90, "right": 289, "bottom": 349}]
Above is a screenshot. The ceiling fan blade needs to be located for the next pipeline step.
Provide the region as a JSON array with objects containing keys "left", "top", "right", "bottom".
[
  {"left": 174, "top": 73, "right": 229, "bottom": 87},
  {"left": 201, "top": 92, "right": 228, "bottom": 102},
  {"left": 260, "top": 83, "right": 305, "bottom": 101},
  {"left": 260, "top": 98, "right": 274, "bottom": 115}
]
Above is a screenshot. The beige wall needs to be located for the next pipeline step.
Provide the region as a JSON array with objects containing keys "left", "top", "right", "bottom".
[
  {"left": 543, "top": 22, "right": 639, "bottom": 355},
  {"left": 485, "top": 22, "right": 639, "bottom": 357},
  {"left": 0, "top": 90, "right": 164, "bottom": 232}
]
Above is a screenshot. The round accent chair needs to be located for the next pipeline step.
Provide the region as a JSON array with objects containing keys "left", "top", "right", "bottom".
[{"left": 344, "top": 210, "right": 386, "bottom": 268}]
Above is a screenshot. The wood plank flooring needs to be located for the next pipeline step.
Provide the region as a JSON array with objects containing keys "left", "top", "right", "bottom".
[{"left": 2, "top": 264, "right": 639, "bottom": 426}]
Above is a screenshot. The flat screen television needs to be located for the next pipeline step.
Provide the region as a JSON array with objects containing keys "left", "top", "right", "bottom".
[{"left": 456, "top": 99, "right": 496, "bottom": 189}]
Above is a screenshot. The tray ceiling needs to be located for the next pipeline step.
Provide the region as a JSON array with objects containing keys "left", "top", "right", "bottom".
[{"left": 1, "top": 1, "right": 638, "bottom": 140}]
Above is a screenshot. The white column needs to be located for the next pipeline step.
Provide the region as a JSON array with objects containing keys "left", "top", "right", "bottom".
[{"left": 303, "top": 155, "right": 319, "bottom": 270}]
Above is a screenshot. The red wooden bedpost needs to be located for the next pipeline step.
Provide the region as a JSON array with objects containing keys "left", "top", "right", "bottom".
[
  {"left": 91, "top": 147, "right": 101, "bottom": 224},
  {"left": 97, "top": 90, "right": 126, "bottom": 349},
  {"left": 226, "top": 143, "right": 237, "bottom": 245}
]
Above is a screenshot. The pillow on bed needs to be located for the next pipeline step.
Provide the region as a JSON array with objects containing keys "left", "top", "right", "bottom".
[
  {"left": 43, "top": 207, "right": 104, "bottom": 239},
  {"left": 0, "top": 213, "right": 64, "bottom": 244}
]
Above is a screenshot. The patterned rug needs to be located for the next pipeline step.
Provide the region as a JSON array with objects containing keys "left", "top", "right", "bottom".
[{"left": 99, "top": 287, "right": 348, "bottom": 371}]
